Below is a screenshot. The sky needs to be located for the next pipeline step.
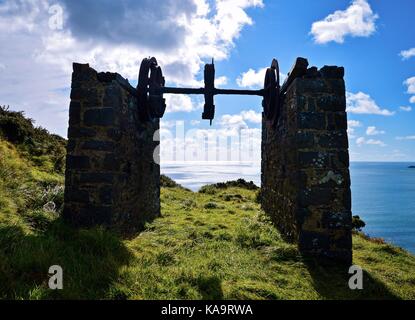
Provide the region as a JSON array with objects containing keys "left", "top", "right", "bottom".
[{"left": 1, "top": 0, "right": 415, "bottom": 163}]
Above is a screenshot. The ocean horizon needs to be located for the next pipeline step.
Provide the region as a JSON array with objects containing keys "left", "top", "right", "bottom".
[{"left": 161, "top": 161, "right": 415, "bottom": 254}]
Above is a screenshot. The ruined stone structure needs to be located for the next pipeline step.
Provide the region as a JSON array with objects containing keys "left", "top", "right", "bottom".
[
  {"left": 64, "top": 58, "right": 352, "bottom": 263},
  {"left": 63, "top": 63, "right": 160, "bottom": 233},
  {"left": 261, "top": 65, "right": 352, "bottom": 264}
]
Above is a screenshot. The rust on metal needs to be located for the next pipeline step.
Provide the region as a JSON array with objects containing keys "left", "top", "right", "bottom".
[{"left": 137, "top": 56, "right": 306, "bottom": 125}]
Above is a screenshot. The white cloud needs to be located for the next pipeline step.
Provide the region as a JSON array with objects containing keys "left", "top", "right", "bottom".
[
  {"left": 347, "top": 120, "right": 362, "bottom": 138},
  {"left": 220, "top": 109, "right": 262, "bottom": 130},
  {"left": 165, "top": 94, "right": 197, "bottom": 113},
  {"left": 400, "top": 48, "right": 415, "bottom": 60},
  {"left": 346, "top": 91, "right": 395, "bottom": 116},
  {"left": 0, "top": 0, "right": 264, "bottom": 136},
  {"left": 348, "top": 120, "right": 362, "bottom": 128},
  {"left": 310, "top": 0, "right": 378, "bottom": 44},
  {"left": 190, "top": 120, "right": 201, "bottom": 126},
  {"left": 400, "top": 106, "right": 412, "bottom": 112},
  {"left": 403, "top": 77, "right": 415, "bottom": 104},
  {"left": 356, "top": 137, "right": 386, "bottom": 147},
  {"left": 215, "top": 76, "right": 228, "bottom": 86},
  {"left": 220, "top": 114, "right": 247, "bottom": 131},
  {"left": 396, "top": 136, "right": 415, "bottom": 141},
  {"left": 160, "top": 120, "right": 178, "bottom": 129},
  {"left": 366, "top": 139, "right": 386, "bottom": 147},
  {"left": 366, "top": 126, "right": 385, "bottom": 136},
  {"left": 237, "top": 67, "right": 267, "bottom": 88},
  {"left": 240, "top": 110, "right": 262, "bottom": 123},
  {"left": 237, "top": 67, "right": 286, "bottom": 88},
  {"left": 356, "top": 137, "right": 365, "bottom": 146},
  {"left": 404, "top": 77, "right": 415, "bottom": 94}
]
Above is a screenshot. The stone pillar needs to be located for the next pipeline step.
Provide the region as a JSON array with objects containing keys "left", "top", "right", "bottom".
[
  {"left": 64, "top": 63, "right": 160, "bottom": 234},
  {"left": 261, "top": 66, "right": 352, "bottom": 264}
]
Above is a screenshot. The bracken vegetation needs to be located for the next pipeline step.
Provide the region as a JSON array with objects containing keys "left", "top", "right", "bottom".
[{"left": 0, "top": 108, "right": 414, "bottom": 300}]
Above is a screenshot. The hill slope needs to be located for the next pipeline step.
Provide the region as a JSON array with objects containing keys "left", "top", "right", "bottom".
[{"left": 0, "top": 107, "right": 414, "bottom": 300}]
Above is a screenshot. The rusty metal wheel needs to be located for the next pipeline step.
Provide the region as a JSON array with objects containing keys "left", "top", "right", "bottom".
[
  {"left": 148, "top": 65, "right": 166, "bottom": 119},
  {"left": 262, "top": 59, "right": 280, "bottom": 124},
  {"left": 137, "top": 57, "right": 166, "bottom": 121}
]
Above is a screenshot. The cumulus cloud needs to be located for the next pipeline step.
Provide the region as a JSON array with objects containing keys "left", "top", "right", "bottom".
[
  {"left": 240, "top": 110, "right": 262, "bottom": 123},
  {"left": 348, "top": 120, "right": 362, "bottom": 128},
  {"left": 347, "top": 119, "right": 362, "bottom": 138},
  {"left": 236, "top": 67, "right": 286, "bottom": 88},
  {"left": 0, "top": 0, "right": 264, "bottom": 136},
  {"left": 220, "top": 109, "right": 262, "bottom": 131},
  {"left": 165, "top": 94, "right": 199, "bottom": 113},
  {"left": 356, "top": 137, "right": 386, "bottom": 147},
  {"left": 404, "top": 77, "right": 415, "bottom": 94},
  {"left": 400, "top": 48, "right": 415, "bottom": 60},
  {"left": 215, "top": 76, "right": 228, "bottom": 87},
  {"left": 403, "top": 77, "right": 415, "bottom": 104},
  {"left": 346, "top": 91, "right": 395, "bottom": 116},
  {"left": 310, "top": 0, "right": 378, "bottom": 44},
  {"left": 396, "top": 136, "right": 415, "bottom": 141},
  {"left": 366, "top": 126, "right": 385, "bottom": 136},
  {"left": 400, "top": 106, "right": 412, "bottom": 112},
  {"left": 59, "top": 0, "right": 196, "bottom": 49}
]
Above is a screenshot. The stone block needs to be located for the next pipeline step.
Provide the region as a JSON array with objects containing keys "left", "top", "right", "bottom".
[
  {"left": 296, "top": 131, "right": 315, "bottom": 148},
  {"left": 298, "top": 151, "right": 330, "bottom": 168},
  {"left": 319, "top": 66, "right": 344, "bottom": 79},
  {"left": 69, "top": 101, "right": 81, "bottom": 125},
  {"left": 66, "top": 155, "right": 90, "bottom": 170},
  {"left": 68, "top": 127, "right": 96, "bottom": 139},
  {"left": 82, "top": 140, "right": 115, "bottom": 152},
  {"left": 84, "top": 108, "right": 115, "bottom": 126},
  {"left": 299, "top": 187, "right": 334, "bottom": 207},
  {"left": 99, "top": 186, "right": 113, "bottom": 205},
  {"left": 64, "top": 187, "right": 89, "bottom": 203},
  {"left": 315, "top": 95, "right": 345, "bottom": 112},
  {"left": 80, "top": 172, "right": 114, "bottom": 184},
  {"left": 318, "top": 131, "right": 348, "bottom": 149},
  {"left": 298, "top": 112, "right": 326, "bottom": 129}
]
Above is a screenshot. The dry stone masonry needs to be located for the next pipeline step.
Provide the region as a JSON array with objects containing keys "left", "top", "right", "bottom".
[
  {"left": 64, "top": 63, "right": 160, "bottom": 234},
  {"left": 64, "top": 59, "right": 352, "bottom": 264},
  {"left": 261, "top": 65, "right": 352, "bottom": 264}
]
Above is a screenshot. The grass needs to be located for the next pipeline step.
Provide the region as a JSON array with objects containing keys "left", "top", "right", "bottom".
[
  {"left": 1, "top": 179, "right": 415, "bottom": 299},
  {"left": 1, "top": 107, "right": 414, "bottom": 300}
]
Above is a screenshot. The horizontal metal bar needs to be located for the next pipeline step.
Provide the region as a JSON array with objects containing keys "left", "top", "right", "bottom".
[
  {"left": 162, "top": 87, "right": 205, "bottom": 95},
  {"left": 161, "top": 87, "right": 265, "bottom": 97},
  {"left": 215, "top": 88, "right": 264, "bottom": 96}
]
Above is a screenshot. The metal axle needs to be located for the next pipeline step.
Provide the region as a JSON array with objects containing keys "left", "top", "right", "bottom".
[
  {"left": 160, "top": 87, "right": 265, "bottom": 97},
  {"left": 137, "top": 56, "right": 300, "bottom": 125}
]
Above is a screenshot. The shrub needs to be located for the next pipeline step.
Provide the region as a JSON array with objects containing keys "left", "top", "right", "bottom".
[
  {"left": 0, "top": 106, "right": 67, "bottom": 175},
  {"left": 204, "top": 202, "right": 224, "bottom": 210},
  {"left": 204, "top": 202, "right": 219, "bottom": 209},
  {"left": 352, "top": 215, "right": 366, "bottom": 232},
  {"left": 200, "top": 179, "right": 259, "bottom": 191},
  {"left": 160, "top": 175, "right": 180, "bottom": 188},
  {"left": 199, "top": 185, "right": 217, "bottom": 195}
]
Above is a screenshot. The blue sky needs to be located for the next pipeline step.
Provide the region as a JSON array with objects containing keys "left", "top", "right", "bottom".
[{"left": 1, "top": 0, "right": 414, "bottom": 162}]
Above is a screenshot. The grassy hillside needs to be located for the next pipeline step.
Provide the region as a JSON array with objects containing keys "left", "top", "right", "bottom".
[{"left": 0, "top": 107, "right": 414, "bottom": 300}]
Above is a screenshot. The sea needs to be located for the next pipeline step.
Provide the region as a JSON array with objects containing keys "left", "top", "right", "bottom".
[{"left": 161, "top": 162, "right": 415, "bottom": 254}]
